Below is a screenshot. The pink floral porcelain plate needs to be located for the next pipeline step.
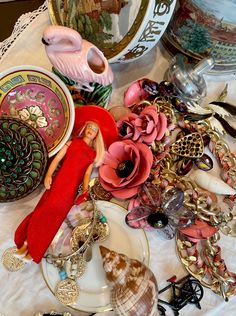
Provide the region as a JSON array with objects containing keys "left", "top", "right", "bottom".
[{"left": 0, "top": 65, "right": 75, "bottom": 157}]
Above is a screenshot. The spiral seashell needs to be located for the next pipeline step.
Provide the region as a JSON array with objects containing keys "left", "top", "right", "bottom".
[
  {"left": 99, "top": 246, "right": 159, "bottom": 316},
  {"left": 191, "top": 169, "right": 236, "bottom": 195}
]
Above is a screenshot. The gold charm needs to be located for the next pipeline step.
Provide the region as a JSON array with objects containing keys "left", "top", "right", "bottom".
[
  {"left": 70, "top": 225, "right": 90, "bottom": 250},
  {"left": 70, "top": 218, "right": 110, "bottom": 250},
  {"left": 92, "top": 222, "right": 110, "bottom": 243},
  {"left": 92, "top": 178, "right": 113, "bottom": 201},
  {"left": 66, "top": 254, "right": 86, "bottom": 278},
  {"left": 55, "top": 278, "right": 79, "bottom": 305},
  {"left": 2, "top": 247, "right": 25, "bottom": 272},
  {"left": 170, "top": 132, "right": 204, "bottom": 158}
]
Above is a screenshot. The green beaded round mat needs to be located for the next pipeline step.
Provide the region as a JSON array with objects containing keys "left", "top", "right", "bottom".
[{"left": 0, "top": 117, "right": 48, "bottom": 202}]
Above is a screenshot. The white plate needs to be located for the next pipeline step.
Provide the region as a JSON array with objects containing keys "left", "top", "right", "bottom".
[{"left": 41, "top": 200, "right": 149, "bottom": 313}]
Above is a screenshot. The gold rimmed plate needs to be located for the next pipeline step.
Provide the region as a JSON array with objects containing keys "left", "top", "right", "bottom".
[
  {"left": 0, "top": 65, "right": 75, "bottom": 157},
  {"left": 41, "top": 200, "right": 149, "bottom": 313}
]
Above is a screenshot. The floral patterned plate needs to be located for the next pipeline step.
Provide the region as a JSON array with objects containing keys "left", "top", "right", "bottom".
[
  {"left": 48, "top": 0, "right": 176, "bottom": 63},
  {"left": 0, "top": 65, "right": 75, "bottom": 157},
  {"left": 0, "top": 117, "right": 48, "bottom": 202}
]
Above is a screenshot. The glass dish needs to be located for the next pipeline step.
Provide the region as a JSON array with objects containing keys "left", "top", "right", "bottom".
[{"left": 41, "top": 200, "right": 149, "bottom": 313}]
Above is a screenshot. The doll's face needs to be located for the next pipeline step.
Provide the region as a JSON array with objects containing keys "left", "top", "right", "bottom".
[{"left": 84, "top": 122, "right": 99, "bottom": 141}]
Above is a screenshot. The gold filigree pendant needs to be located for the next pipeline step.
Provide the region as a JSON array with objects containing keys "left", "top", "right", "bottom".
[
  {"left": 70, "top": 216, "right": 110, "bottom": 250},
  {"left": 92, "top": 222, "right": 110, "bottom": 243},
  {"left": 2, "top": 247, "right": 25, "bottom": 272},
  {"left": 55, "top": 278, "right": 79, "bottom": 305}
]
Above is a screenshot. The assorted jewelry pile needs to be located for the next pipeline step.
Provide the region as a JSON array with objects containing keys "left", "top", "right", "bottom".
[{"left": 99, "top": 78, "right": 236, "bottom": 302}]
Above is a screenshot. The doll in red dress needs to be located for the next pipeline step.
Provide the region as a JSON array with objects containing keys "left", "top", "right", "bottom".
[{"left": 14, "top": 105, "right": 118, "bottom": 263}]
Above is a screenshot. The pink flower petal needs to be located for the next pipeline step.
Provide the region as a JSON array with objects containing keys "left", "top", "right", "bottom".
[
  {"left": 156, "top": 113, "right": 167, "bottom": 140},
  {"left": 141, "top": 106, "right": 159, "bottom": 124},
  {"left": 127, "top": 143, "right": 153, "bottom": 187},
  {"left": 146, "top": 120, "right": 155, "bottom": 134},
  {"left": 106, "top": 141, "right": 140, "bottom": 187},
  {"left": 128, "top": 197, "right": 141, "bottom": 211},
  {"left": 122, "top": 143, "right": 140, "bottom": 181},
  {"left": 111, "top": 186, "right": 139, "bottom": 199},
  {"left": 134, "top": 117, "right": 143, "bottom": 127},
  {"left": 141, "top": 129, "right": 157, "bottom": 144},
  {"left": 99, "top": 177, "right": 120, "bottom": 191},
  {"left": 104, "top": 152, "right": 120, "bottom": 168},
  {"left": 108, "top": 141, "right": 131, "bottom": 162},
  {"left": 136, "top": 142, "right": 153, "bottom": 166},
  {"left": 132, "top": 128, "right": 141, "bottom": 141},
  {"left": 99, "top": 165, "right": 122, "bottom": 186},
  {"left": 124, "top": 80, "right": 144, "bottom": 107}
]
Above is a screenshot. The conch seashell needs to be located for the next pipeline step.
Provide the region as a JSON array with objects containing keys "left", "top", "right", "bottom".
[
  {"left": 191, "top": 169, "right": 236, "bottom": 195},
  {"left": 99, "top": 246, "right": 158, "bottom": 316}
]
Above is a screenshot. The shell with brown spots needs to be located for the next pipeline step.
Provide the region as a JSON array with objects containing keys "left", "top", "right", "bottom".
[{"left": 99, "top": 246, "right": 159, "bottom": 316}]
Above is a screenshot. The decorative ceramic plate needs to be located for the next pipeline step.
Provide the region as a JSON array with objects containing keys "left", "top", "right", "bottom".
[
  {"left": 162, "top": 0, "right": 236, "bottom": 75},
  {"left": 41, "top": 200, "right": 149, "bottom": 313},
  {"left": 0, "top": 117, "right": 48, "bottom": 202},
  {"left": 48, "top": 0, "right": 177, "bottom": 63},
  {"left": 0, "top": 65, "right": 75, "bottom": 157}
]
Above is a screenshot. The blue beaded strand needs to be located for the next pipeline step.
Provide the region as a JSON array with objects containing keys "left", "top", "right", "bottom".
[{"left": 59, "top": 269, "right": 68, "bottom": 280}]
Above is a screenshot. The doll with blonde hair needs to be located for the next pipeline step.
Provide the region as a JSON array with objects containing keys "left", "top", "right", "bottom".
[{"left": 14, "top": 105, "right": 118, "bottom": 263}]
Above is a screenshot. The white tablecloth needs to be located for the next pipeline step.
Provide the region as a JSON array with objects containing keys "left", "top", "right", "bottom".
[{"left": 1, "top": 5, "right": 236, "bottom": 316}]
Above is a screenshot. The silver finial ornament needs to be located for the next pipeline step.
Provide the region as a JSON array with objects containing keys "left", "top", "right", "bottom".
[{"left": 168, "top": 54, "right": 214, "bottom": 102}]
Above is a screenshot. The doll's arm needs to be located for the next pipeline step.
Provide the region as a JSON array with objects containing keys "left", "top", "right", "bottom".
[
  {"left": 44, "top": 141, "right": 72, "bottom": 189},
  {"left": 74, "top": 163, "right": 94, "bottom": 205},
  {"left": 82, "top": 163, "right": 94, "bottom": 193}
]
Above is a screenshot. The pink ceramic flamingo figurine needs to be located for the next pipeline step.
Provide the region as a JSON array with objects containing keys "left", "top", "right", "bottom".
[{"left": 42, "top": 25, "right": 113, "bottom": 91}]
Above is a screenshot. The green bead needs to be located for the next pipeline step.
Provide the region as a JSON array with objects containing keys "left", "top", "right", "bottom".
[
  {"left": 6, "top": 161, "right": 12, "bottom": 167},
  {"left": 100, "top": 215, "right": 107, "bottom": 223},
  {"left": 4, "top": 136, "right": 11, "bottom": 142},
  {"left": 5, "top": 177, "right": 11, "bottom": 183}
]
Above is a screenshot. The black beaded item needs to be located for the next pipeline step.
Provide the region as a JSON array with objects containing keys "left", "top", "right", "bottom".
[{"left": 0, "top": 117, "right": 48, "bottom": 202}]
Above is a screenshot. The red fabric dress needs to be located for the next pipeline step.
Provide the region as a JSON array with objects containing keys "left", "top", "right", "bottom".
[{"left": 14, "top": 138, "right": 96, "bottom": 263}]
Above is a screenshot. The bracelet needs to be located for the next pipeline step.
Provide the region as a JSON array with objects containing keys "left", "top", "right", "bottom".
[{"left": 44, "top": 191, "right": 109, "bottom": 305}]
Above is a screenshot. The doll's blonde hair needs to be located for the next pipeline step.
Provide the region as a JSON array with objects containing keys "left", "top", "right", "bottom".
[{"left": 79, "top": 121, "right": 105, "bottom": 167}]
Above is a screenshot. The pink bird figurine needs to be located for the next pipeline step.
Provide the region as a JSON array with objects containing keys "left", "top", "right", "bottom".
[{"left": 42, "top": 25, "right": 113, "bottom": 92}]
